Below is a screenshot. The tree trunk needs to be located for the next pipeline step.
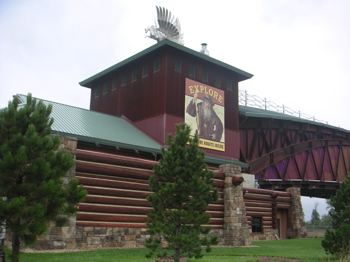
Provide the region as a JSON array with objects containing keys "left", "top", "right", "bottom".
[
  {"left": 174, "top": 248, "right": 180, "bottom": 262},
  {"left": 174, "top": 226, "right": 181, "bottom": 262},
  {"left": 11, "top": 232, "right": 20, "bottom": 262}
]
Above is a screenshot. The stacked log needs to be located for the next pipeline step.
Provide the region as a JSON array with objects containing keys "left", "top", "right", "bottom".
[{"left": 75, "top": 149, "right": 225, "bottom": 229}]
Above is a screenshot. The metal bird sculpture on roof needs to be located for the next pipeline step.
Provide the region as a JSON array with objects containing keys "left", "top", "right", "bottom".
[{"left": 145, "top": 6, "right": 184, "bottom": 45}]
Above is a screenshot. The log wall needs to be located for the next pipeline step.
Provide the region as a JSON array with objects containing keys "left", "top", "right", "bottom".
[
  {"left": 243, "top": 187, "right": 292, "bottom": 240},
  {"left": 75, "top": 149, "right": 225, "bottom": 230},
  {"left": 28, "top": 144, "right": 296, "bottom": 250}
]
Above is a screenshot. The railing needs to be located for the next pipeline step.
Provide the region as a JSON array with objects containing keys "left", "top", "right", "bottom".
[
  {"left": 239, "top": 89, "right": 329, "bottom": 125},
  {"left": 306, "top": 225, "right": 332, "bottom": 237},
  {"left": 306, "top": 225, "right": 332, "bottom": 231}
]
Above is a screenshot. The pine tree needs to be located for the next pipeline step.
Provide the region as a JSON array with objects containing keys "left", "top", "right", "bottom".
[
  {"left": 319, "top": 214, "right": 332, "bottom": 227},
  {"left": 310, "top": 203, "right": 321, "bottom": 226},
  {"left": 146, "top": 123, "right": 219, "bottom": 262},
  {"left": 322, "top": 176, "right": 350, "bottom": 260},
  {"left": 0, "top": 94, "right": 87, "bottom": 262}
]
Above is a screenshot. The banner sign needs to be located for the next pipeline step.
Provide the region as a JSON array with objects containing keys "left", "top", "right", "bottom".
[{"left": 185, "top": 79, "right": 225, "bottom": 151}]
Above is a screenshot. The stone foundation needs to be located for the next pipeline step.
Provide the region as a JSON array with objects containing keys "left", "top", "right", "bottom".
[
  {"left": 208, "top": 229, "right": 225, "bottom": 246},
  {"left": 35, "top": 226, "right": 149, "bottom": 250},
  {"left": 250, "top": 228, "right": 279, "bottom": 241},
  {"left": 30, "top": 226, "right": 225, "bottom": 251}
]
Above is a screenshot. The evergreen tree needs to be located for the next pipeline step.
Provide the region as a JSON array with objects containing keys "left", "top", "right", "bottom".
[
  {"left": 146, "top": 123, "right": 219, "bottom": 262},
  {"left": 0, "top": 94, "right": 86, "bottom": 262},
  {"left": 319, "top": 214, "right": 332, "bottom": 227},
  {"left": 310, "top": 203, "right": 321, "bottom": 226},
  {"left": 319, "top": 200, "right": 333, "bottom": 226},
  {"left": 322, "top": 176, "right": 350, "bottom": 260}
]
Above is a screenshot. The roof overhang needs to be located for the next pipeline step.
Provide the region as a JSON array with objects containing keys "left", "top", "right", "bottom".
[
  {"left": 80, "top": 39, "right": 253, "bottom": 88},
  {"left": 205, "top": 155, "right": 249, "bottom": 169}
]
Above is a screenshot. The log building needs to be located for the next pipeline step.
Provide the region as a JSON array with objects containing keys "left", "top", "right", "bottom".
[{"left": 16, "top": 39, "right": 306, "bottom": 250}]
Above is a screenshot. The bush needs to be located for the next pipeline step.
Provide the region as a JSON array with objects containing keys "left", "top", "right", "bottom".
[{"left": 322, "top": 176, "right": 350, "bottom": 260}]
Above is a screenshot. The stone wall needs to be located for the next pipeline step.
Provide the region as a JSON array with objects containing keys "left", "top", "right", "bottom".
[
  {"left": 33, "top": 227, "right": 225, "bottom": 251},
  {"left": 250, "top": 228, "right": 279, "bottom": 241},
  {"left": 286, "top": 187, "right": 307, "bottom": 238},
  {"left": 58, "top": 136, "right": 77, "bottom": 185},
  {"left": 220, "top": 164, "right": 251, "bottom": 246},
  {"left": 35, "top": 226, "right": 149, "bottom": 250}
]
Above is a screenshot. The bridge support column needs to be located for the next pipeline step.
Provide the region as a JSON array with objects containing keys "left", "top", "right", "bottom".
[
  {"left": 286, "top": 187, "right": 307, "bottom": 239},
  {"left": 220, "top": 164, "right": 251, "bottom": 246}
]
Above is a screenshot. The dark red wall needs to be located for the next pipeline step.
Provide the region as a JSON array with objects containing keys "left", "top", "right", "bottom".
[{"left": 88, "top": 45, "right": 243, "bottom": 160}]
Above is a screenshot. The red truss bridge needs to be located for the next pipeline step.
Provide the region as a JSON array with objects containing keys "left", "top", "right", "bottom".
[{"left": 239, "top": 90, "right": 350, "bottom": 198}]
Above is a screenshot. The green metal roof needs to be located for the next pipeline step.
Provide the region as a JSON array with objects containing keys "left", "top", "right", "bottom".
[
  {"left": 205, "top": 155, "right": 249, "bottom": 169},
  {"left": 16, "top": 94, "right": 162, "bottom": 154},
  {"left": 239, "top": 105, "right": 307, "bottom": 121},
  {"left": 80, "top": 39, "right": 253, "bottom": 87},
  {"left": 16, "top": 94, "right": 249, "bottom": 167},
  {"left": 239, "top": 105, "right": 350, "bottom": 133}
]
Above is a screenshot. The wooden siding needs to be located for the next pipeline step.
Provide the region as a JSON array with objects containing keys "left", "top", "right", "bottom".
[
  {"left": 243, "top": 187, "right": 292, "bottom": 231},
  {"left": 89, "top": 46, "right": 240, "bottom": 129},
  {"left": 89, "top": 50, "right": 166, "bottom": 120},
  {"left": 75, "top": 148, "right": 292, "bottom": 234},
  {"left": 85, "top": 46, "right": 243, "bottom": 161},
  {"left": 75, "top": 149, "right": 225, "bottom": 229}
]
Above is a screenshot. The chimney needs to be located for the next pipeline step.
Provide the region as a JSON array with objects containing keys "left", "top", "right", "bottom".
[{"left": 200, "top": 43, "right": 209, "bottom": 56}]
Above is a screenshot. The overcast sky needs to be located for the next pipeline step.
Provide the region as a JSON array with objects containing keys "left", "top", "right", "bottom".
[{"left": 1, "top": 0, "right": 349, "bottom": 220}]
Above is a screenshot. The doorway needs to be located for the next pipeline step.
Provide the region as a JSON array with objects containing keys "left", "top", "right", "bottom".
[{"left": 277, "top": 209, "right": 288, "bottom": 239}]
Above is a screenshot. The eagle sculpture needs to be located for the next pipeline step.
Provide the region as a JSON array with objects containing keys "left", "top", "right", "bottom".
[{"left": 145, "top": 6, "right": 184, "bottom": 45}]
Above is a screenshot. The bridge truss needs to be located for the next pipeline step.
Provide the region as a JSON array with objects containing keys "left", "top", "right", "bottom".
[{"left": 239, "top": 107, "right": 350, "bottom": 198}]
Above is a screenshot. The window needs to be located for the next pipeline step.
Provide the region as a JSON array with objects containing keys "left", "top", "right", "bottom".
[
  {"left": 175, "top": 59, "right": 182, "bottom": 73},
  {"left": 227, "top": 79, "right": 233, "bottom": 91},
  {"left": 154, "top": 59, "right": 160, "bottom": 72},
  {"left": 132, "top": 70, "right": 137, "bottom": 82},
  {"left": 252, "top": 217, "right": 262, "bottom": 233},
  {"left": 189, "top": 65, "right": 196, "bottom": 78},
  {"left": 112, "top": 79, "right": 117, "bottom": 91},
  {"left": 121, "top": 74, "right": 127, "bottom": 86},
  {"left": 202, "top": 69, "right": 208, "bottom": 82},
  {"left": 103, "top": 83, "right": 108, "bottom": 94},
  {"left": 142, "top": 65, "right": 148, "bottom": 77},
  {"left": 215, "top": 75, "right": 221, "bottom": 87},
  {"left": 95, "top": 86, "right": 100, "bottom": 98}
]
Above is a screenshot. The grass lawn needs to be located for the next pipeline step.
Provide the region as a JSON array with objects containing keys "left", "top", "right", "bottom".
[
  {"left": 5, "top": 238, "right": 336, "bottom": 262},
  {"left": 198, "top": 238, "right": 333, "bottom": 262}
]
